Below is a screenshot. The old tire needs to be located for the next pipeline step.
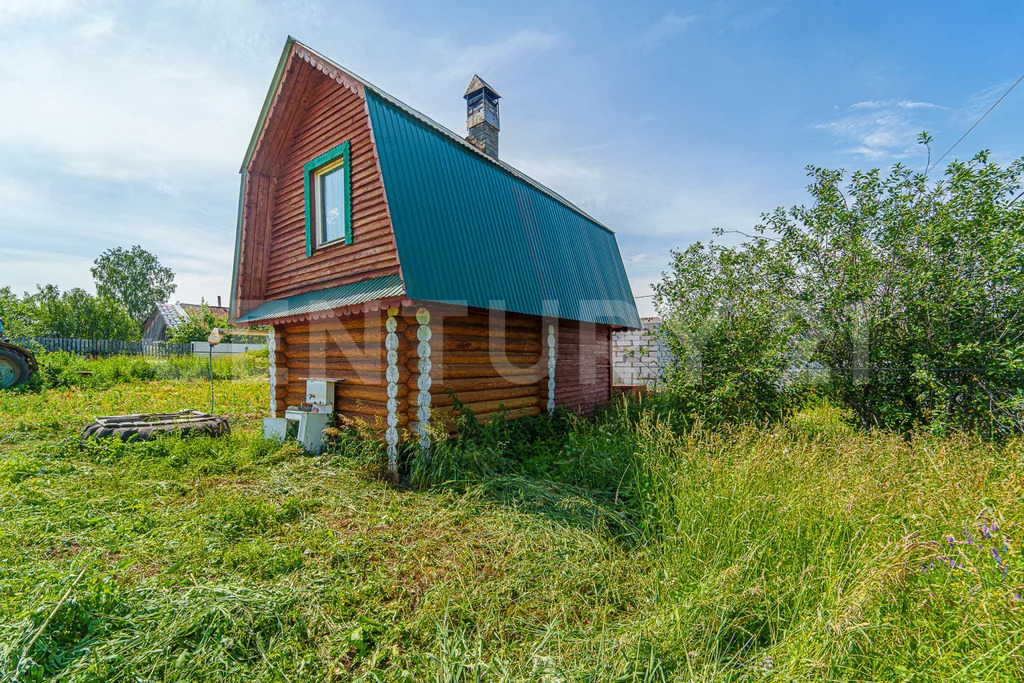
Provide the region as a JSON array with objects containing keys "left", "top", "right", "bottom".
[
  {"left": 0, "top": 347, "right": 32, "bottom": 389},
  {"left": 81, "top": 414, "right": 230, "bottom": 442}
]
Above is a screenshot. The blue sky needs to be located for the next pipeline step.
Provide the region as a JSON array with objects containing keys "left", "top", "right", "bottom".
[{"left": 1, "top": 0, "right": 1022, "bottom": 317}]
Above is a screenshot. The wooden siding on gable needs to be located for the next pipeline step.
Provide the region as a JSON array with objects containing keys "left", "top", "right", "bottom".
[
  {"left": 234, "top": 50, "right": 400, "bottom": 317},
  {"left": 264, "top": 72, "right": 400, "bottom": 300}
]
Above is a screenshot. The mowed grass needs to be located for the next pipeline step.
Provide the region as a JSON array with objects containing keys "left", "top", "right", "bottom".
[{"left": 0, "top": 380, "right": 1022, "bottom": 681}]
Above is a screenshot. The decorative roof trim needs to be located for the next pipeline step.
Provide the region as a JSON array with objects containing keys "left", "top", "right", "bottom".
[
  {"left": 238, "top": 297, "right": 412, "bottom": 326},
  {"left": 233, "top": 274, "right": 406, "bottom": 324},
  {"left": 361, "top": 81, "right": 406, "bottom": 294},
  {"left": 294, "top": 45, "right": 362, "bottom": 96},
  {"left": 240, "top": 37, "right": 295, "bottom": 174}
]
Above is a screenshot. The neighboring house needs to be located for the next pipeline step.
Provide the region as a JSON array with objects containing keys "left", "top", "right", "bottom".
[
  {"left": 142, "top": 300, "right": 229, "bottom": 341},
  {"left": 230, "top": 37, "right": 640, "bottom": 454}
]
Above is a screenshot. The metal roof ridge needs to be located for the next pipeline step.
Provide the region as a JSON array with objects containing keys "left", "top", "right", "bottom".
[{"left": 290, "top": 39, "right": 615, "bottom": 235}]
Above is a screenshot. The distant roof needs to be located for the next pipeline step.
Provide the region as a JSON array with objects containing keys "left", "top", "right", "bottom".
[
  {"left": 154, "top": 302, "right": 229, "bottom": 329},
  {"left": 464, "top": 74, "right": 500, "bottom": 98},
  {"left": 180, "top": 303, "right": 229, "bottom": 319}
]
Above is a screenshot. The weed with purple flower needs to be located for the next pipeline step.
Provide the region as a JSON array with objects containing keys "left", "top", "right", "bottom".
[{"left": 923, "top": 517, "right": 1015, "bottom": 590}]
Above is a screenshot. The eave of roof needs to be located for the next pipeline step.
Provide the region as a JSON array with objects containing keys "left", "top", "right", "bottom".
[{"left": 233, "top": 274, "right": 406, "bottom": 324}]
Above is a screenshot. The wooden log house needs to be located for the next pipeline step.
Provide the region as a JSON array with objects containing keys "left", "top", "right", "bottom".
[{"left": 230, "top": 38, "right": 640, "bottom": 464}]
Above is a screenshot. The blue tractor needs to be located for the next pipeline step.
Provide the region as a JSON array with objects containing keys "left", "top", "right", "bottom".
[{"left": 0, "top": 318, "right": 37, "bottom": 389}]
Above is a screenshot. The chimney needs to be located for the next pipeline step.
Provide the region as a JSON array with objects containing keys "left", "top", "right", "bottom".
[
  {"left": 217, "top": 296, "right": 222, "bottom": 308},
  {"left": 464, "top": 75, "right": 500, "bottom": 160}
]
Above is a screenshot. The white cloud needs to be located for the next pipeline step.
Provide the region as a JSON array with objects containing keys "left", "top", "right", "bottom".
[
  {"left": 0, "top": 42, "right": 257, "bottom": 187},
  {"left": 0, "top": 247, "right": 95, "bottom": 295},
  {"left": 850, "top": 99, "right": 944, "bottom": 110},
  {"left": 954, "top": 79, "right": 1021, "bottom": 126},
  {"left": 0, "top": 1, "right": 576, "bottom": 305},
  {"left": 75, "top": 12, "right": 117, "bottom": 39},
  {"left": 0, "top": 172, "right": 48, "bottom": 224},
  {"left": 817, "top": 100, "right": 938, "bottom": 161},
  {"left": 0, "top": 0, "right": 82, "bottom": 21},
  {"left": 637, "top": 12, "right": 700, "bottom": 52}
]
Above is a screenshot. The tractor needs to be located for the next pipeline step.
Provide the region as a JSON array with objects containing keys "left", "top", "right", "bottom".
[{"left": 0, "top": 318, "right": 38, "bottom": 389}]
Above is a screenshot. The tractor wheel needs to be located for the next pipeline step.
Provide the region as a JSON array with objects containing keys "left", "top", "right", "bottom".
[
  {"left": 0, "top": 347, "right": 32, "bottom": 389},
  {"left": 80, "top": 413, "right": 231, "bottom": 441}
]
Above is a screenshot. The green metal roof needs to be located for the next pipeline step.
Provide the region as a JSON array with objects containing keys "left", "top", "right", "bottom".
[
  {"left": 365, "top": 89, "right": 641, "bottom": 328},
  {"left": 234, "top": 275, "right": 404, "bottom": 324},
  {"left": 231, "top": 39, "right": 640, "bottom": 328}
]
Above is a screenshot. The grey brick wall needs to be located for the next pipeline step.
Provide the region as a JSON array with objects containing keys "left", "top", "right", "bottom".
[{"left": 613, "top": 316, "right": 672, "bottom": 386}]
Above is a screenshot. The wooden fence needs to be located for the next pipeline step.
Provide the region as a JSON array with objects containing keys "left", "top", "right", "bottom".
[{"left": 14, "top": 337, "right": 192, "bottom": 357}]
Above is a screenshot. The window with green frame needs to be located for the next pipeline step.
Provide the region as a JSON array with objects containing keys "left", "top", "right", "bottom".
[{"left": 304, "top": 141, "right": 352, "bottom": 256}]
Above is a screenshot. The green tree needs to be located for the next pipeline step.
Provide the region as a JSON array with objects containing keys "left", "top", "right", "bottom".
[
  {"left": 0, "top": 286, "right": 35, "bottom": 338},
  {"left": 766, "top": 147, "right": 1024, "bottom": 435},
  {"left": 22, "top": 286, "right": 140, "bottom": 340},
  {"left": 655, "top": 236, "right": 810, "bottom": 423},
  {"left": 655, "top": 140, "right": 1024, "bottom": 435},
  {"left": 91, "top": 246, "right": 176, "bottom": 324},
  {"left": 168, "top": 302, "right": 229, "bottom": 344}
]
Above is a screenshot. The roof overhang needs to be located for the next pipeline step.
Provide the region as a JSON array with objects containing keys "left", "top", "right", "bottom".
[{"left": 233, "top": 274, "right": 406, "bottom": 325}]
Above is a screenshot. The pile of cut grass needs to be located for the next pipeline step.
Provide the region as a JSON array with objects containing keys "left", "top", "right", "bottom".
[{"left": 0, "top": 381, "right": 1021, "bottom": 681}]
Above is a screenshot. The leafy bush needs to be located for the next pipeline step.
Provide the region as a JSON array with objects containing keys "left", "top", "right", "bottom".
[
  {"left": 166, "top": 302, "right": 227, "bottom": 344},
  {"left": 656, "top": 143, "right": 1024, "bottom": 436},
  {"left": 655, "top": 236, "right": 812, "bottom": 425}
]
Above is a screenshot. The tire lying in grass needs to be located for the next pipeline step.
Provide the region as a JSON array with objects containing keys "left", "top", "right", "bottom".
[{"left": 81, "top": 410, "right": 230, "bottom": 441}]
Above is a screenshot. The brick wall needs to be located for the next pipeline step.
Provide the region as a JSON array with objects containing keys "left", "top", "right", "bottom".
[{"left": 612, "top": 317, "right": 671, "bottom": 386}]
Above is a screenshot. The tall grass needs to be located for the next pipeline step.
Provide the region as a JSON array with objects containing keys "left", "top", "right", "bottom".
[
  {"left": 19, "top": 349, "right": 269, "bottom": 391},
  {"left": 1, "top": 381, "right": 1021, "bottom": 680},
  {"left": 409, "top": 396, "right": 1024, "bottom": 679}
]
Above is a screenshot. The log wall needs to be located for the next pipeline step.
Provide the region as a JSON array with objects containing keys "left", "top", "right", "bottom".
[
  {"left": 277, "top": 313, "right": 408, "bottom": 431},
  {"left": 273, "top": 309, "right": 613, "bottom": 434},
  {"left": 407, "top": 308, "right": 545, "bottom": 425},
  {"left": 554, "top": 320, "right": 612, "bottom": 416}
]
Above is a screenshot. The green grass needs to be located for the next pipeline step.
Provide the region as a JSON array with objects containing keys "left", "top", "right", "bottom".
[
  {"left": 16, "top": 349, "right": 269, "bottom": 392},
  {"left": 0, "top": 379, "right": 1022, "bottom": 681}
]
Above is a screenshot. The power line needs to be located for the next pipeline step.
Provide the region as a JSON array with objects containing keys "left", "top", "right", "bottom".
[{"left": 927, "top": 71, "right": 1024, "bottom": 175}]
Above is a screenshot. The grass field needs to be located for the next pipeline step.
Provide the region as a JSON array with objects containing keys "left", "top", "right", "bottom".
[{"left": 1, "top": 378, "right": 1022, "bottom": 681}]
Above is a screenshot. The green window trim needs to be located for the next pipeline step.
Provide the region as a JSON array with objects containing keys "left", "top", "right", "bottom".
[{"left": 304, "top": 141, "right": 352, "bottom": 257}]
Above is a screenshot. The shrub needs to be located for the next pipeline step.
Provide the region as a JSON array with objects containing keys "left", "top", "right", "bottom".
[{"left": 655, "top": 142, "right": 1024, "bottom": 436}]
